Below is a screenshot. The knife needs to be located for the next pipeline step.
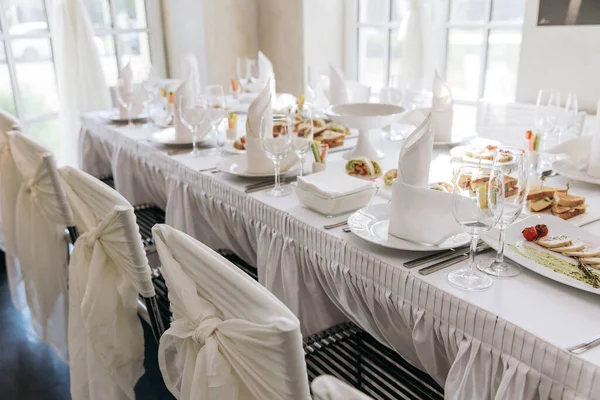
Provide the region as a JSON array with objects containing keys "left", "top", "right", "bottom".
[
  {"left": 404, "top": 241, "right": 479, "bottom": 269},
  {"left": 418, "top": 244, "right": 491, "bottom": 276}
]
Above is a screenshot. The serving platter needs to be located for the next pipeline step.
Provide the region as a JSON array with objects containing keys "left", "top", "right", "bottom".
[
  {"left": 483, "top": 214, "right": 600, "bottom": 295},
  {"left": 348, "top": 203, "right": 470, "bottom": 251}
]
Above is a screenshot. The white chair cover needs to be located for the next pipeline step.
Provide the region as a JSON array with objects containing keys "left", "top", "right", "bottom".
[
  {"left": 59, "top": 166, "right": 154, "bottom": 400},
  {"left": 311, "top": 376, "right": 374, "bottom": 400},
  {"left": 9, "top": 131, "right": 74, "bottom": 361},
  {"left": 152, "top": 224, "right": 311, "bottom": 400},
  {"left": 0, "top": 112, "right": 26, "bottom": 312}
]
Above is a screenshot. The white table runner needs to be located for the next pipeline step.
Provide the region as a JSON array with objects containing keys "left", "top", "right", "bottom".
[{"left": 80, "top": 110, "right": 600, "bottom": 399}]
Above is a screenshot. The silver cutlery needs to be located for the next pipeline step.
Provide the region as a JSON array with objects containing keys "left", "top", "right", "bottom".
[
  {"left": 404, "top": 241, "right": 479, "bottom": 269},
  {"left": 199, "top": 167, "right": 217, "bottom": 172},
  {"left": 418, "top": 244, "right": 491, "bottom": 276},
  {"left": 567, "top": 334, "right": 600, "bottom": 354},
  {"left": 245, "top": 180, "right": 295, "bottom": 194},
  {"left": 328, "top": 147, "right": 353, "bottom": 155},
  {"left": 245, "top": 177, "right": 296, "bottom": 191},
  {"left": 323, "top": 220, "right": 348, "bottom": 230}
]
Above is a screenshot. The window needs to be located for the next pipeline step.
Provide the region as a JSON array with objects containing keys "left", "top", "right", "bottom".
[
  {"left": 0, "top": 0, "right": 164, "bottom": 159},
  {"left": 347, "top": 0, "right": 525, "bottom": 103}
]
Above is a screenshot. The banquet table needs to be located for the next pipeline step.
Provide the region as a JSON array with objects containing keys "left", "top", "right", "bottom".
[{"left": 80, "top": 110, "right": 600, "bottom": 399}]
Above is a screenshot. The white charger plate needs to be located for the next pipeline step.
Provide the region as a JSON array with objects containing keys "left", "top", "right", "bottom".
[
  {"left": 149, "top": 128, "right": 211, "bottom": 146},
  {"left": 483, "top": 214, "right": 600, "bottom": 296},
  {"left": 553, "top": 159, "right": 600, "bottom": 186},
  {"left": 216, "top": 153, "right": 295, "bottom": 177},
  {"left": 348, "top": 203, "right": 470, "bottom": 251}
]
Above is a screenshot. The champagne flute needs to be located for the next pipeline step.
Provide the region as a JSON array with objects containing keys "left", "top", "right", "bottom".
[
  {"left": 116, "top": 78, "right": 136, "bottom": 128},
  {"left": 450, "top": 167, "right": 504, "bottom": 291},
  {"left": 291, "top": 108, "right": 314, "bottom": 177},
  {"left": 178, "top": 82, "right": 208, "bottom": 157},
  {"left": 236, "top": 57, "right": 249, "bottom": 92},
  {"left": 478, "top": 148, "right": 528, "bottom": 278},
  {"left": 535, "top": 89, "right": 560, "bottom": 172},
  {"left": 205, "top": 85, "right": 225, "bottom": 154},
  {"left": 260, "top": 111, "right": 293, "bottom": 197}
]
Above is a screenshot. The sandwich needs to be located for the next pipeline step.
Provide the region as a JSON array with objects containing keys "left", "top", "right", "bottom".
[
  {"left": 345, "top": 157, "right": 382, "bottom": 178},
  {"left": 315, "top": 130, "right": 345, "bottom": 148},
  {"left": 550, "top": 191, "right": 587, "bottom": 220},
  {"left": 384, "top": 169, "right": 398, "bottom": 186},
  {"left": 430, "top": 182, "right": 454, "bottom": 192},
  {"left": 468, "top": 175, "right": 518, "bottom": 197},
  {"left": 233, "top": 136, "right": 246, "bottom": 150},
  {"left": 325, "top": 123, "right": 350, "bottom": 136},
  {"left": 551, "top": 203, "right": 588, "bottom": 220},
  {"left": 526, "top": 185, "right": 568, "bottom": 201}
]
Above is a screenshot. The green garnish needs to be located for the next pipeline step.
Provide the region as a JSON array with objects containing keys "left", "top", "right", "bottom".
[{"left": 311, "top": 141, "right": 321, "bottom": 163}]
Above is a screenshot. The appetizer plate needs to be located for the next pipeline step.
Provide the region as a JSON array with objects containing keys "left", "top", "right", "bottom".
[
  {"left": 149, "top": 128, "right": 211, "bottom": 146},
  {"left": 553, "top": 159, "right": 600, "bottom": 186},
  {"left": 348, "top": 203, "right": 470, "bottom": 251},
  {"left": 450, "top": 142, "right": 514, "bottom": 166},
  {"left": 217, "top": 153, "right": 295, "bottom": 177},
  {"left": 483, "top": 214, "right": 600, "bottom": 295}
]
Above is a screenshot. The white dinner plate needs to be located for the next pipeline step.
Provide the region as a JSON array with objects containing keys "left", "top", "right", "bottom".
[
  {"left": 434, "top": 132, "right": 478, "bottom": 146},
  {"left": 483, "top": 214, "right": 600, "bottom": 296},
  {"left": 553, "top": 158, "right": 600, "bottom": 186},
  {"left": 450, "top": 141, "right": 514, "bottom": 166},
  {"left": 216, "top": 153, "right": 295, "bottom": 177},
  {"left": 348, "top": 203, "right": 470, "bottom": 252},
  {"left": 107, "top": 112, "right": 148, "bottom": 124},
  {"left": 149, "top": 128, "right": 211, "bottom": 146}
]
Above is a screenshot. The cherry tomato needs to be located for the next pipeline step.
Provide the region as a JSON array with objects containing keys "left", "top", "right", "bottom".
[
  {"left": 535, "top": 224, "right": 549, "bottom": 238},
  {"left": 522, "top": 226, "right": 539, "bottom": 242}
]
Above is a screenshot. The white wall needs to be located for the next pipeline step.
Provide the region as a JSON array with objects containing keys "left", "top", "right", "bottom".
[{"left": 517, "top": 0, "right": 600, "bottom": 113}]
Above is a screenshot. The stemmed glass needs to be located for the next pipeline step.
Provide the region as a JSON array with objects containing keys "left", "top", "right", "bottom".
[
  {"left": 478, "top": 148, "right": 528, "bottom": 278},
  {"left": 248, "top": 59, "right": 259, "bottom": 84},
  {"left": 204, "top": 85, "right": 226, "bottom": 154},
  {"left": 450, "top": 167, "right": 504, "bottom": 291},
  {"left": 560, "top": 93, "right": 579, "bottom": 141},
  {"left": 291, "top": 108, "right": 314, "bottom": 177},
  {"left": 116, "top": 78, "right": 137, "bottom": 128},
  {"left": 178, "top": 82, "right": 208, "bottom": 157},
  {"left": 260, "top": 111, "right": 293, "bottom": 197},
  {"left": 535, "top": 89, "right": 561, "bottom": 172},
  {"left": 236, "top": 57, "right": 249, "bottom": 92}
]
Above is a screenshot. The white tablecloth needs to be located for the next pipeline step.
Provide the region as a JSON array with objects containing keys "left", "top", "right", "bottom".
[{"left": 80, "top": 110, "right": 600, "bottom": 399}]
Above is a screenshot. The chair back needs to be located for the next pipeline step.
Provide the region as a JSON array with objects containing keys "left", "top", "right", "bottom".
[
  {"left": 7, "top": 131, "right": 76, "bottom": 361},
  {"left": 152, "top": 224, "right": 310, "bottom": 400},
  {"left": 311, "top": 376, "right": 374, "bottom": 400},
  {"left": 59, "top": 166, "right": 158, "bottom": 400}
]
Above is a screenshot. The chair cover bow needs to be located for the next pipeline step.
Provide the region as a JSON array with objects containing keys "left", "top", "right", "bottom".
[{"left": 191, "top": 316, "right": 221, "bottom": 345}]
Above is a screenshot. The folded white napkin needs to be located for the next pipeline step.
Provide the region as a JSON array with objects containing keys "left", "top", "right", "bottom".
[
  {"left": 589, "top": 100, "right": 600, "bottom": 177},
  {"left": 388, "top": 108, "right": 464, "bottom": 245},
  {"left": 549, "top": 136, "right": 591, "bottom": 170},
  {"left": 245, "top": 78, "right": 296, "bottom": 174},
  {"left": 181, "top": 53, "right": 200, "bottom": 97},
  {"left": 328, "top": 65, "right": 371, "bottom": 105},
  {"left": 174, "top": 80, "right": 210, "bottom": 141},
  {"left": 118, "top": 62, "right": 143, "bottom": 119},
  {"left": 431, "top": 70, "right": 453, "bottom": 143},
  {"left": 297, "top": 170, "right": 374, "bottom": 198}
]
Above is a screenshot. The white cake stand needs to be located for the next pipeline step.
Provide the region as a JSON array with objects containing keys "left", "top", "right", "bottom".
[{"left": 325, "top": 103, "right": 406, "bottom": 160}]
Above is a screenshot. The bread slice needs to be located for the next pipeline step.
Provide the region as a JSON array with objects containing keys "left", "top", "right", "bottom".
[
  {"left": 563, "top": 247, "right": 600, "bottom": 258},
  {"left": 580, "top": 257, "right": 600, "bottom": 266},
  {"left": 325, "top": 123, "right": 349, "bottom": 135},
  {"left": 551, "top": 242, "right": 585, "bottom": 253},
  {"left": 551, "top": 204, "right": 588, "bottom": 220},
  {"left": 527, "top": 185, "right": 568, "bottom": 201},
  {"left": 537, "top": 235, "right": 572, "bottom": 249},
  {"left": 554, "top": 192, "right": 586, "bottom": 208},
  {"left": 505, "top": 185, "right": 518, "bottom": 198},
  {"left": 529, "top": 198, "right": 553, "bottom": 212},
  {"left": 316, "top": 130, "right": 345, "bottom": 148}
]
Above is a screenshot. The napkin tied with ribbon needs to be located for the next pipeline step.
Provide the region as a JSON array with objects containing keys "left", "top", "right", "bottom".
[
  {"left": 388, "top": 108, "right": 464, "bottom": 245},
  {"left": 431, "top": 70, "right": 453, "bottom": 143}
]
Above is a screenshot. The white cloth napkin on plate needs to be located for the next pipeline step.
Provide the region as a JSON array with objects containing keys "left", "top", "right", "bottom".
[
  {"left": 245, "top": 79, "right": 296, "bottom": 174},
  {"left": 388, "top": 108, "right": 464, "bottom": 245},
  {"left": 297, "top": 170, "right": 374, "bottom": 198},
  {"left": 181, "top": 52, "right": 200, "bottom": 97},
  {"left": 431, "top": 70, "right": 453, "bottom": 143},
  {"left": 173, "top": 80, "right": 210, "bottom": 141},
  {"left": 328, "top": 65, "right": 370, "bottom": 104},
  {"left": 118, "top": 62, "right": 143, "bottom": 119},
  {"left": 549, "top": 136, "right": 591, "bottom": 171}
]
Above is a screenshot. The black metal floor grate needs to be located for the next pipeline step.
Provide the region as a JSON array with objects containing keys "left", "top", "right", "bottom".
[
  {"left": 99, "top": 175, "right": 115, "bottom": 189},
  {"left": 134, "top": 204, "right": 166, "bottom": 250}
]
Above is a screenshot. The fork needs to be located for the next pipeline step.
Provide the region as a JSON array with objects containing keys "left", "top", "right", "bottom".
[{"left": 567, "top": 334, "right": 600, "bottom": 354}]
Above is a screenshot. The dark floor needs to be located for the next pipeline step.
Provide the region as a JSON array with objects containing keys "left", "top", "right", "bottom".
[{"left": 0, "top": 251, "right": 174, "bottom": 399}]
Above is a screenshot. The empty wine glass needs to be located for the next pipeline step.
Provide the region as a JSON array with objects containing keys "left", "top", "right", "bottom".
[
  {"left": 236, "top": 57, "right": 249, "bottom": 92},
  {"left": 450, "top": 167, "right": 504, "bottom": 291},
  {"left": 560, "top": 93, "right": 579, "bottom": 141},
  {"left": 248, "top": 59, "right": 259, "bottom": 84},
  {"left": 291, "top": 108, "right": 314, "bottom": 177},
  {"left": 535, "top": 89, "right": 561, "bottom": 172},
  {"left": 205, "top": 85, "right": 225, "bottom": 153},
  {"left": 260, "top": 111, "right": 293, "bottom": 197},
  {"left": 178, "top": 82, "right": 208, "bottom": 157},
  {"left": 116, "top": 78, "right": 137, "bottom": 128},
  {"left": 478, "top": 148, "right": 528, "bottom": 278}
]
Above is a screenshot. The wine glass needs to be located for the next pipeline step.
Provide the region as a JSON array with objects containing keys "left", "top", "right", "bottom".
[
  {"left": 116, "top": 78, "right": 137, "bottom": 128},
  {"left": 248, "top": 59, "right": 259, "bottom": 84},
  {"left": 535, "top": 89, "right": 561, "bottom": 171},
  {"left": 178, "top": 83, "right": 208, "bottom": 157},
  {"left": 561, "top": 93, "right": 579, "bottom": 141},
  {"left": 236, "top": 57, "right": 249, "bottom": 92},
  {"left": 205, "top": 85, "right": 226, "bottom": 154},
  {"left": 260, "top": 111, "right": 293, "bottom": 197},
  {"left": 477, "top": 148, "right": 528, "bottom": 278},
  {"left": 291, "top": 108, "right": 314, "bottom": 177},
  {"left": 450, "top": 167, "right": 504, "bottom": 291}
]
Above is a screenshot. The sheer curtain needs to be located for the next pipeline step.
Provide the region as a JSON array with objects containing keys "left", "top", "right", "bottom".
[{"left": 51, "top": 0, "right": 111, "bottom": 166}]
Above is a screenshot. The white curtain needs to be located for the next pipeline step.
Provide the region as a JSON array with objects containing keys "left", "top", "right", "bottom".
[
  {"left": 9, "top": 132, "right": 74, "bottom": 362},
  {"left": 59, "top": 166, "right": 153, "bottom": 400},
  {"left": 51, "top": 0, "right": 111, "bottom": 166},
  {"left": 152, "top": 224, "right": 311, "bottom": 400}
]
